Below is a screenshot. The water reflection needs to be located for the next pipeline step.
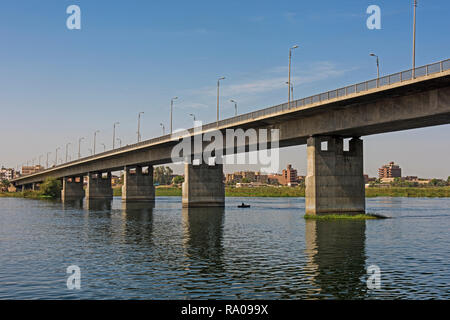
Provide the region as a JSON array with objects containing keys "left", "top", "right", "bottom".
[
  {"left": 305, "top": 220, "right": 368, "bottom": 299},
  {"left": 61, "top": 199, "right": 83, "bottom": 210},
  {"left": 120, "top": 202, "right": 154, "bottom": 244},
  {"left": 85, "top": 199, "right": 112, "bottom": 211},
  {"left": 182, "top": 207, "right": 225, "bottom": 273}
]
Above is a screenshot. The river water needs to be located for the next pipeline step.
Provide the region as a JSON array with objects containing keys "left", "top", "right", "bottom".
[{"left": 0, "top": 196, "right": 448, "bottom": 299}]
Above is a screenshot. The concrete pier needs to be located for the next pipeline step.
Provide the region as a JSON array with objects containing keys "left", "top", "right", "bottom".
[
  {"left": 182, "top": 163, "right": 225, "bottom": 208},
  {"left": 86, "top": 172, "right": 113, "bottom": 200},
  {"left": 122, "top": 166, "right": 155, "bottom": 202},
  {"left": 61, "top": 177, "right": 84, "bottom": 201},
  {"left": 305, "top": 136, "right": 365, "bottom": 215}
]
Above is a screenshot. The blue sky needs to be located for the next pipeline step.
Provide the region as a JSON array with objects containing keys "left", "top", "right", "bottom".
[{"left": 1, "top": 0, "right": 449, "bottom": 178}]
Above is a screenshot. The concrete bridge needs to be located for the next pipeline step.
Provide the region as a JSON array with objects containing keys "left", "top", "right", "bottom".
[{"left": 11, "top": 59, "right": 450, "bottom": 215}]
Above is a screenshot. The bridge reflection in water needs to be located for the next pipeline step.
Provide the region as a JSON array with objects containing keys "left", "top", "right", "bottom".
[
  {"left": 305, "top": 220, "right": 368, "bottom": 299},
  {"left": 59, "top": 199, "right": 370, "bottom": 299},
  {"left": 182, "top": 207, "right": 225, "bottom": 273}
]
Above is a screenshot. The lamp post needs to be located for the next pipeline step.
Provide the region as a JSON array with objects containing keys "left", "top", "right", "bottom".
[
  {"left": 93, "top": 130, "right": 100, "bottom": 154},
  {"left": 88, "top": 148, "right": 93, "bottom": 156},
  {"left": 137, "top": 112, "right": 144, "bottom": 142},
  {"left": 160, "top": 123, "right": 165, "bottom": 135},
  {"left": 65, "top": 143, "right": 71, "bottom": 162},
  {"left": 230, "top": 99, "right": 237, "bottom": 116},
  {"left": 189, "top": 113, "right": 196, "bottom": 122},
  {"left": 55, "top": 147, "right": 60, "bottom": 166},
  {"left": 101, "top": 143, "right": 106, "bottom": 152},
  {"left": 78, "top": 137, "right": 84, "bottom": 159},
  {"left": 369, "top": 53, "right": 380, "bottom": 86},
  {"left": 285, "top": 82, "right": 294, "bottom": 101},
  {"left": 46, "top": 152, "right": 51, "bottom": 169},
  {"left": 116, "top": 138, "right": 122, "bottom": 148},
  {"left": 217, "top": 77, "right": 225, "bottom": 125},
  {"left": 39, "top": 155, "right": 43, "bottom": 167},
  {"left": 113, "top": 122, "right": 119, "bottom": 149},
  {"left": 170, "top": 97, "right": 178, "bottom": 134},
  {"left": 412, "top": 0, "right": 418, "bottom": 78},
  {"left": 288, "top": 45, "right": 299, "bottom": 107}
]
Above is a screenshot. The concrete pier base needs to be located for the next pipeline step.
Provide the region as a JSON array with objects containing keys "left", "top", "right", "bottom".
[
  {"left": 182, "top": 163, "right": 225, "bottom": 208},
  {"left": 305, "top": 136, "right": 365, "bottom": 215},
  {"left": 122, "top": 166, "right": 155, "bottom": 202},
  {"left": 61, "top": 177, "right": 84, "bottom": 201},
  {"left": 86, "top": 172, "right": 113, "bottom": 200}
]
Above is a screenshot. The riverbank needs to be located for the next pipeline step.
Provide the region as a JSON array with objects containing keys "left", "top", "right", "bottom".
[
  {"left": 0, "top": 191, "right": 53, "bottom": 200},
  {"left": 116, "top": 186, "right": 450, "bottom": 198},
  {"left": 3, "top": 186, "right": 450, "bottom": 199}
]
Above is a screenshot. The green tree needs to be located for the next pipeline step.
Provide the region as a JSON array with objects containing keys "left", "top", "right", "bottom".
[
  {"left": 39, "top": 178, "right": 62, "bottom": 198},
  {"left": 428, "top": 178, "right": 446, "bottom": 187},
  {"left": 1, "top": 179, "right": 10, "bottom": 192},
  {"left": 172, "top": 175, "right": 184, "bottom": 185},
  {"left": 447, "top": 176, "right": 450, "bottom": 186},
  {"left": 153, "top": 166, "right": 173, "bottom": 185}
]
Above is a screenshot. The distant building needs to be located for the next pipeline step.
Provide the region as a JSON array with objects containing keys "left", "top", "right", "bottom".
[
  {"left": 21, "top": 165, "right": 44, "bottom": 176},
  {"left": 268, "top": 164, "right": 300, "bottom": 186},
  {"left": 282, "top": 164, "right": 298, "bottom": 186},
  {"left": 226, "top": 171, "right": 268, "bottom": 184},
  {"left": 0, "top": 167, "right": 16, "bottom": 181},
  {"left": 378, "top": 162, "right": 401, "bottom": 179}
]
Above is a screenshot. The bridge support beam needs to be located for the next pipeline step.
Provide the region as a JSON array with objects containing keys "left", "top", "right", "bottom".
[
  {"left": 305, "top": 136, "right": 365, "bottom": 215},
  {"left": 61, "top": 177, "right": 84, "bottom": 202},
  {"left": 122, "top": 165, "right": 155, "bottom": 202},
  {"left": 86, "top": 172, "right": 113, "bottom": 200},
  {"left": 182, "top": 163, "right": 225, "bottom": 208}
]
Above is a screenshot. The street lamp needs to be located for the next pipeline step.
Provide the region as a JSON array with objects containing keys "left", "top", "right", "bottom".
[
  {"left": 189, "top": 113, "right": 196, "bottom": 122},
  {"left": 39, "top": 155, "right": 43, "bottom": 167},
  {"left": 137, "top": 112, "right": 144, "bottom": 142},
  {"left": 113, "top": 122, "right": 120, "bottom": 149},
  {"left": 93, "top": 130, "right": 100, "bottom": 154},
  {"left": 88, "top": 148, "right": 93, "bottom": 156},
  {"left": 46, "top": 152, "right": 51, "bottom": 169},
  {"left": 116, "top": 138, "right": 122, "bottom": 148},
  {"left": 370, "top": 53, "right": 380, "bottom": 86},
  {"left": 230, "top": 99, "right": 237, "bottom": 116},
  {"left": 78, "top": 137, "right": 84, "bottom": 159},
  {"left": 65, "top": 143, "right": 71, "bottom": 162},
  {"left": 288, "top": 45, "right": 299, "bottom": 107},
  {"left": 285, "top": 82, "right": 294, "bottom": 101},
  {"left": 160, "top": 123, "right": 165, "bottom": 135},
  {"left": 170, "top": 97, "right": 178, "bottom": 134},
  {"left": 55, "top": 147, "right": 60, "bottom": 166},
  {"left": 101, "top": 143, "right": 106, "bottom": 152},
  {"left": 412, "top": 0, "right": 418, "bottom": 78},
  {"left": 217, "top": 77, "right": 225, "bottom": 125}
]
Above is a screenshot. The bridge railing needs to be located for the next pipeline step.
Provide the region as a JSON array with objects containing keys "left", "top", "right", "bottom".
[{"left": 18, "top": 59, "right": 450, "bottom": 178}]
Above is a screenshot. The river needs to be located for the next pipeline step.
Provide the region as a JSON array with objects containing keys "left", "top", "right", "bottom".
[{"left": 0, "top": 196, "right": 448, "bottom": 299}]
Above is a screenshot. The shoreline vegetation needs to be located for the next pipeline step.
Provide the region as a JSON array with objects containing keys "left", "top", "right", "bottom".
[{"left": 2, "top": 186, "right": 450, "bottom": 200}]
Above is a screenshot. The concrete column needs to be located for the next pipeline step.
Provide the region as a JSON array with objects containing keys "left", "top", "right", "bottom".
[
  {"left": 122, "top": 165, "right": 155, "bottom": 202},
  {"left": 305, "top": 136, "right": 365, "bottom": 215},
  {"left": 182, "top": 163, "right": 225, "bottom": 208},
  {"left": 61, "top": 176, "right": 84, "bottom": 201},
  {"left": 86, "top": 172, "right": 113, "bottom": 200}
]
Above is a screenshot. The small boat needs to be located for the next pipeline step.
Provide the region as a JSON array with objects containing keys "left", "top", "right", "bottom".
[{"left": 237, "top": 202, "right": 251, "bottom": 208}]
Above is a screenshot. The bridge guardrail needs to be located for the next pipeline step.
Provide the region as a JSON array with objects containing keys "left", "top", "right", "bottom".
[{"left": 18, "top": 59, "right": 450, "bottom": 178}]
